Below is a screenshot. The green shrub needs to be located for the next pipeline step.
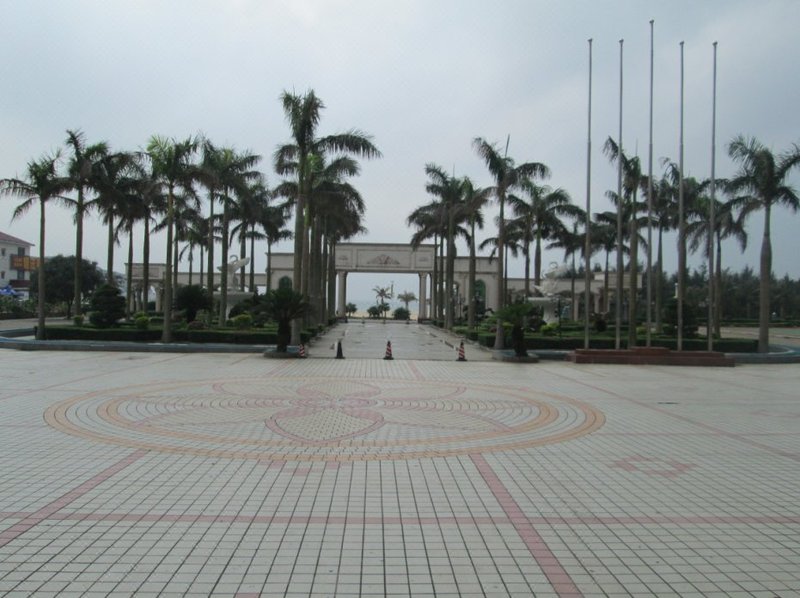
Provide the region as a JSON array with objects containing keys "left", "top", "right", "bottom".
[
  {"left": 232, "top": 314, "right": 253, "bottom": 330},
  {"left": 134, "top": 315, "right": 150, "bottom": 330},
  {"left": 187, "top": 319, "right": 207, "bottom": 330},
  {"left": 540, "top": 323, "right": 559, "bottom": 336},
  {"left": 73, "top": 315, "right": 84, "bottom": 327},
  {"left": 174, "top": 285, "right": 211, "bottom": 323},
  {"left": 88, "top": 284, "right": 125, "bottom": 328},
  {"left": 393, "top": 307, "right": 410, "bottom": 320}
]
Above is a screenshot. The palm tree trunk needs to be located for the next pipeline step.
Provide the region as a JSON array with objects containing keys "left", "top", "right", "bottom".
[
  {"left": 126, "top": 225, "right": 134, "bottom": 319},
  {"left": 445, "top": 209, "right": 455, "bottom": 329},
  {"left": 310, "top": 214, "right": 323, "bottom": 325},
  {"left": 438, "top": 235, "right": 445, "bottom": 320},
  {"left": 603, "top": 251, "right": 610, "bottom": 313},
  {"left": 248, "top": 225, "right": 256, "bottom": 293},
  {"left": 207, "top": 193, "right": 215, "bottom": 308},
  {"left": 534, "top": 233, "right": 542, "bottom": 288},
  {"left": 267, "top": 240, "right": 273, "bottom": 292},
  {"left": 758, "top": 203, "right": 771, "bottom": 353},
  {"left": 571, "top": 252, "right": 577, "bottom": 320},
  {"left": 199, "top": 245, "right": 204, "bottom": 290},
  {"left": 188, "top": 248, "right": 193, "bottom": 286},
  {"left": 655, "top": 226, "right": 663, "bottom": 332},
  {"left": 219, "top": 198, "right": 229, "bottom": 323},
  {"left": 290, "top": 188, "right": 305, "bottom": 345},
  {"left": 162, "top": 187, "right": 174, "bottom": 343},
  {"left": 714, "top": 233, "right": 722, "bottom": 337},
  {"left": 74, "top": 188, "right": 84, "bottom": 317},
  {"left": 173, "top": 234, "right": 179, "bottom": 291},
  {"left": 327, "top": 237, "right": 336, "bottom": 320},
  {"left": 143, "top": 217, "right": 150, "bottom": 313},
  {"left": 468, "top": 221, "right": 477, "bottom": 329},
  {"left": 494, "top": 193, "right": 505, "bottom": 350},
  {"left": 106, "top": 217, "right": 115, "bottom": 285},
  {"left": 431, "top": 233, "right": 438, "bottom": 321},
  {"left": 239, "top": 234, "right": 246, "bottom": 292},
  {"left": 36, "top": 199, "right": 46, "bottom": 340},
  {"left": 628, "top": 214, "right": 638, "bottom": 347}
]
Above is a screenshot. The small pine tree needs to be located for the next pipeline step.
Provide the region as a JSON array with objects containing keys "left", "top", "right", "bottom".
[{"left": 88, "top": 284, "right": 125, "bottom": 328}]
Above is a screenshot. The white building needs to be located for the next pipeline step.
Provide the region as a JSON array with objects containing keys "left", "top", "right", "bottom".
[{"left": 0, "top": 231, "right": 36, "bottom": 298}]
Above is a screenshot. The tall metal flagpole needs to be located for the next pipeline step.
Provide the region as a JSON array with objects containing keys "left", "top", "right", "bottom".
[
  {"left": 646, "top": 20, "right": 655, "bottom": 347},
  {"left": 677, "top": 41, "right": 685, "bottom": 351},
  {"left": 584, "top": 38, "right": 593, "bottom": 349},
  {"left": 615, "top": 39, "right": 624, "bottom": 349},
  {"left": 708, "top": 42, "right": 718, "bottom": 351}
]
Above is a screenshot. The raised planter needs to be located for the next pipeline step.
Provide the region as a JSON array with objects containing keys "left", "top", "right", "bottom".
[{"left": 566, "top": 346, "right": 734, "bottom": 366}]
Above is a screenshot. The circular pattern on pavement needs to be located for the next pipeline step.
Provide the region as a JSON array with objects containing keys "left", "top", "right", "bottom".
[{"left": 45, "top": 377, "right": 604, "bottom": 461}]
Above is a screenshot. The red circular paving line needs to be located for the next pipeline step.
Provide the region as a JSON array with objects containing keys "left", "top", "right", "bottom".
[{"left": 44, "top": 376, "right": 605, "bottom": 462}]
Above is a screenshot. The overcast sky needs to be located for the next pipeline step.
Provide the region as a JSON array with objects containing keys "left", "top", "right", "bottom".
[{"left": 2, "top": 0, "right": 799, "bottom": 301}]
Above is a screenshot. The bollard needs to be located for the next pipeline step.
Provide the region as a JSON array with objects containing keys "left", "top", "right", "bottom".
[
  {"left": 457, "top": 340, "right": 467, "bottom": 362},
  {"left": 336, "top": 340, "right": 345, "bottom": 359},
  {"left": 384, "top": 340, "right": 394, "bottom": 360},
  {"left": 298, "top": 344, "right": 306, "bottom": 358}
]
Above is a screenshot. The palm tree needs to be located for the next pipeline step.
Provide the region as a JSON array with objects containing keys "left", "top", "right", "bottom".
[
  {"left": 230, "top": 178, "right": 271, "bottom": 293},
  {"left": 372, "top": 285, "right": 392, "bottom": 320},
  {"left": 397, "top": 291, "right": 417, "bottom": 312},
  {"left": 178, "top": 209, "right": 210, "bottom": 287},
  {"left": 592, "top": 211, "right": 629, "bottom": 315},
  {"left": 727, "top": 135, "right": 800, "bottom": 352},
  {"left": 686, "top": 188, "right": 747, "bottom": 337},
  {"left": 64, "top": 130, "right": 108, "bottom": 316},
  {"left": 603, "top": 138, "right": 645, "bottom": 345},
  {"left": 646, "top": 169, "right": 678, "bottom": 332},
  {"left": 275, "top": 90, "right": 381, "bottom": 342},
  {"left": 130, "top": 160, "right": 164, "bottom": 313},
  {"left": 473, "top": 137, "right": 548, "bottom": 348},
  {"left": 407, "top": 200, "right": 444, "bottom": 320},
  {"left": 508, "top": 181, "right": 580, "bottom": 296},
  {"left": 548, "top": 222, "right": 588, "bottom": 319},
  {"left": 424, "top": 164, "right": 464, "bottom": 328},
  {"left": 0, "top": 152, "right": 70, "bottom": 339},
  {"left": 202, "top": 146, "right": 261, "bottom": 321},
  {"left": 94, "top": 151, "right": 137, "bottom": 285},
  {"left": 116, "top": 191, "right": 147, "bottom": 318},
  {"left": 460, "top": 177, "right": 490, "bottom": 329},
  {"left": 146, "top": 135, "right": 200, "bottom": 342},
  {"left": 261, "top": 198, "right": 292, "bottom": 293}
]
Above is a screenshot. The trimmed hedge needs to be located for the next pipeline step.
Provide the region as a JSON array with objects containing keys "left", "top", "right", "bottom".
[
  {"left": 518, "top": 335, "right": 757, "bottom": 352},
  {"left": 45, "top": 326, "right": 317, "bottom": 345}
]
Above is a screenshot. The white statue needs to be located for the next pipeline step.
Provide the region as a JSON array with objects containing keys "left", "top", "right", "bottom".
[
  {"left": 529, "top": 262, "right": 567, "bottom": 323},
  {"left": 218, "top": 255, "right": 251, "bottom": 290}
]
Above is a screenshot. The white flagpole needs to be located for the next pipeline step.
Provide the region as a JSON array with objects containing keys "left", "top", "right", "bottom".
[
  {"left": 584, "top": 38, "right": 593, "bottom": 349},
  {"left": 646, "top": 20, "right": 654, "bottom": 347},
  {"left": 615, "top": 39, "right": 624, "bottom": 350},
  {"left": 708, "top": 42, "right": 718, "bottom": 351},
  {"left": 678, "top": 41, "right": 685, "bottom": 351}
]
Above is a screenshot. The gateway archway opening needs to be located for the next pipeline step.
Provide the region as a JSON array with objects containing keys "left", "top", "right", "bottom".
[{"left": 344, "top": 272, "right": 422, "bottom": 318}]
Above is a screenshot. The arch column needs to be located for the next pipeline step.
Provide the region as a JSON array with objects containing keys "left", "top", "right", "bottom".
[
  {"left": 337, "top": 271, "right": 348, "bottom": 316},
  {"left": 418, "top": 272, "right": 428, "bottom": 320}
]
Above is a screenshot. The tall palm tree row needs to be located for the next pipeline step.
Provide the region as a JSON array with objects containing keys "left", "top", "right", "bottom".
[
  {"left": 63, "top": 130, "right": 109, "bottom": 316},
  {"left": 275, "top": 90, "right": 380, "bottom": 341},
  {"left": 145, "top": 136, "right": 201, "bottom": 342},
  {"left": 0, "top": 152, "right": 71, "bottom": 339},
  {"left": 507, "top": 181, "right": 582, "bottom": 296},
  {"left": 473, "top": 137, "right": 549, "bottom": 348},
  {"left": 727, "top": 136, "right": 800, "bottom": 352}
]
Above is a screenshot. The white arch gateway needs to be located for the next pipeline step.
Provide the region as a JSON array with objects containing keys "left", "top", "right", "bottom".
[{"left": 130, "top": 242, "right": 617, "bottom": 318}]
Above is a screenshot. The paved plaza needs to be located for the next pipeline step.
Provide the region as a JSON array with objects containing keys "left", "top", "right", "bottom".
[{"left": 0, "top": 330, "right": 798, "bottom": 596}]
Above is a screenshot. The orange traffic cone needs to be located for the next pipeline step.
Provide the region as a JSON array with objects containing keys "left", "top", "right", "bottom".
[
  {"left": 457, "top": 341, "right": 467, "bottom": 362},
  {"left": 384, "top": 340, "right": 394, "bottom": 360},
  {"left": 298, "top": 344, "right": 306, "bottom": 358}
]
